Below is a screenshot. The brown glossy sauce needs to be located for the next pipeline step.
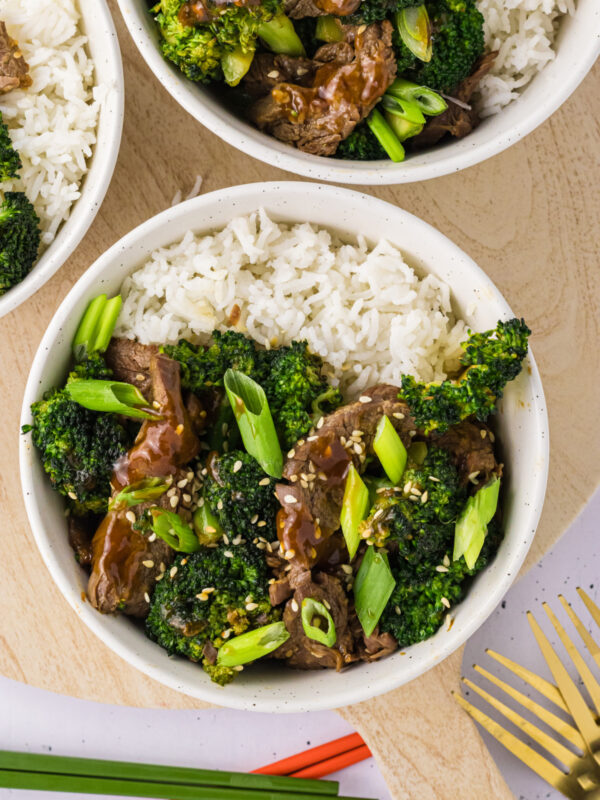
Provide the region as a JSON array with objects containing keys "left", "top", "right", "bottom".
[
  {"left": 91, "top": 510, "right": 148, "bottom": 605},
  {"left": 277, "top": 503, "right": 322, "bottom": 568},
  {"left": 310, "top": 433, "right": 351, "bottom": 486},
  {"left": 272, "top": 28, "right": 391, "bottom": 134},
  {"left": 316, "top": 0, "right": 359, "bottom": 15},
  {"left": 178, "top": 0, "right": 259, "bottom": 25}
]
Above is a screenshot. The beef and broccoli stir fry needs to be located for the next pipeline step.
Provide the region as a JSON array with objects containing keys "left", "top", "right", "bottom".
[
  {"left": 25, "top": 294, "right": 530, "bottom": 685},
  {"left": 149, "top": 0, "right": 495, "bottom": 161}
]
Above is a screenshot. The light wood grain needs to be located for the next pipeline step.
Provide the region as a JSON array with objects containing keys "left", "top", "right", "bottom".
[{"left": 0, "top": 2, "right": 598, "bottom": 797}]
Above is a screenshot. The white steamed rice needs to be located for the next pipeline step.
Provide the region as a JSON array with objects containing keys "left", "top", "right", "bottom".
[
  {"left": 475, "top": 0, "right": 576, "bottom": 116},
  {"left": 115, "top": 210, "right": 469, "bottom": 395},
  {"left": 0, "top": 0, "right": 102, "bottom": 249}
]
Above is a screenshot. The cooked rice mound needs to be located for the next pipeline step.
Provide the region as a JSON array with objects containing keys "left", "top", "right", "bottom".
[
  {"left": 0, "top": 0, "right": 102, "bottom": 249},
  {"left": 115, "top": 209, "right": 469, "bottom": 395}
]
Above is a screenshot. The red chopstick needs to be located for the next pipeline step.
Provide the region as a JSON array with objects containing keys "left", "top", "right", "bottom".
[{"left": 252, "top": 732, "right": 372, "bottom": 778}]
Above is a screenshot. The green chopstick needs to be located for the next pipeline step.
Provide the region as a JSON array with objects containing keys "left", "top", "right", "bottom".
[{"left": 0, "top": 750, "right": 337, "bottom": 796}]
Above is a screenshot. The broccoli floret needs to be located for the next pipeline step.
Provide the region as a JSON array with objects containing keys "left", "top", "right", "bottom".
[
  {"left": 361, "top": 447, "right": 466, "bottom": 564},
  {"left": 152, "top": 0, "right": 281, "bottom": 85},
  {"left": 399, "top": 318, "right": 531, "bottom": 434},
  {"left": 348, "top": 0, "right": 414, "bottom": 25},
  {"left": 0, "top": 112, "right": 21, "bottom": 181},
  {"left": 203, "top": 450, "right": 280, "bottom": 540},
  {"left": 146, "top": 542, "right": 279, "bottom": 684},
  {"left": 0, "top": 191, "right": 41, "bottom": 296},
  {"left": 27, "top": 386, "right": 130, "bottom": 515},
  {"left": 335, "top": 122, "right": 387, "bottom": 161},
  {"left": 380, "top": 517, "right": 502, "bottom": 647},
  {"left": 164, "top": 330, "right": 258, "bottom": 391},
  {"left": 407, "top": 0, "right": 485, "bottom": 93},
  {"left": 259, "top": 340, "right": 342, "bottom": 449}
]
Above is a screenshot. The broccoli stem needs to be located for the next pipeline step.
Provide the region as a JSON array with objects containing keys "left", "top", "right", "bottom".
[
  {"left": 221, "top": 47, "right": 255, "bottom": 87},
  {"left": 257, "top": 14, "right": 306, "bottom": 57},
  {"left": 366, "top": 109, "right": 406, "bottom": 162},
  {"left": 315, "top": 15, "right": 344, "bottom": 43},
  {"left": 384, "top": 111, "right": 423, "bottom": 142},
  {"left": 381, "top": 94, "right": 425, "bottom": 124}
]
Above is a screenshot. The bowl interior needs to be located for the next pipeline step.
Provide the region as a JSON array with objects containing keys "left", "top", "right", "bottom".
[
  {"left": 116, "top": 0, "right": 599, "bottom": 184},
  {"left": 20, "top": 182, "right": 549, "bottom": 711},
  {"left": 0, "top": 0, "right": 124, "bottom": 319}
]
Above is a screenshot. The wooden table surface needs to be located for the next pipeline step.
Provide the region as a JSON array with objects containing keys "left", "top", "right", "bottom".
[{"left": 0, "top": 4, "right": 598, "bottom": 798}]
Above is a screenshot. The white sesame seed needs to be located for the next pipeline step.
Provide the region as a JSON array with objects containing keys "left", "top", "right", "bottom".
[
  {"left": 395, "top": 605, "right": 401, "bottom": 615},
  {"left": 443, "top": 554, "right": 450, "bottom": 567},
  {"left": 257, "top": 520, "right": 267, "bottom": 527},
  {"left": 250, "top": 514, "right": 259, "bottom": 524},
  {"left": 232, "top": 536, "right": 242, "bottom": 546},
  {"left": 222, "top": 629, "right": 231, "bottom": 639},
  {"left": 290, "top": 474, "right": 298, "bottom": 482},
  {"left": 155, "top": 573, "right": 164, "bottom": 582},
  {"left": 148, "top": 533, "right": 157, "bottom": 543},
  {"left": 421, "top": 491, "right": 428, "bottom": 504},
  {"left": 480, "top": 429, "right": 487, "bottom": 439},
  {"left": 144, "top": 592, "right": 150, "bottom": 603},
  {"left": 233, "top": 460, "right": 242, "bottom": 473},
  {"left": 372, "top": 508, "right": 384, "bottom": 520},
  {"left": 409, "top": 430, "right": 417, "bottom": 437},
  {"left": 177, "top": 478, "right": 188, "bottom": 489},
  {"left": 246, "top": 602, "right": 258, "bottom": 611},
  {"left": 142, "top": 560, "right": 154, "bottom": 568},
  {"left": 357, "top": 23, "right": 366, "bottom": 33},
  {"left": 358, "top": 396, "right": 372, "bottom": 404},
  {"left": 284, "top": 494, "right": 297, "bottom": 504},
  {"left": 352, "top": 429, "right": 363, "bottom": 437},
  {"left": 354, "top": 443, "right": 363, "bottom": 455},
  {"left": 435, "top": 565, "right": 449, "bottom": 573},
  {"left": 267, "top": 69, "right": 280, "bottom": 78},
  {"left": 316, "top": 417, "right": 324, "bottom": 429},
  {"left": 307, "top": 436, "right": 318, "bottom": 442},
  {"left": 441, "top": 597, "right": 451, "bottom": 608},
  {"left": 67, "top": 491, "right": 77, "bottom": 500},
  {"left": 300, "top": 479, "right": 309, "bottom": 489},
  {"left": 297, "top": 439, "right": 305, "bottom": 446},
  {"left": 169, "top": 495, "right": 179, "bottom": 508},
  {"left": 256, "top": 542, "right": 266, "bottom": 550},
  {"left": 182, "top": 493, "right": 191, "bottom": 504},
  {"left": 428, "top": 476, "right": 440, "bottom": 482},
  {"left": 125, "top": 510, "right": 136, "bottom": 524},
  {"left": 287, "top": 449, "right": 296, "bottom": 458},
  {"left": 285, "top": 549, "right": 295, "bottom": 559},
  {"left": 170, "top": 566, "right": 178, "bottom": 578},
  {"left": 393, "top": 412, "right": 405, "bottom": 420},
  {"left": 318, "top": 472, "right": 327, "bottom": 481},
  {"left": 259, "top": 477, "right": 270, "bottom": 486},
  {"left": 223, "top": 534, "right": 229, "bottom": 545},
  {"left": 233, "top": 665, "right": 244, "bottom": 671},
  {"left": 217, "top": 500, "right": 224, "bottom": 510},
  {"left": 224, "top": 551, "right": 234, "bottom": 558},
  {"left": 411, "top": 487, "right": 422, "bottom": 496},
  {"left": 175, "top": 424, "right": 184, "bottom": 436},
  {"left": 152, "top": 400, "right": 160, "bottom": 409},
  {"left": 291, "top": 599, "right": 299, "bottom": 613},
  {"left": 341, "top": 564, "right": 353, "bottom": 574}
]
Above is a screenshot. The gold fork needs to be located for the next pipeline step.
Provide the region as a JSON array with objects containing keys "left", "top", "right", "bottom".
[{"left": 453, "top": 587, "right": 600, "bottom": 799}]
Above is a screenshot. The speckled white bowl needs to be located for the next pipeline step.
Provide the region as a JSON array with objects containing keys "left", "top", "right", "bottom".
[
  {"left": 0, "top": 0, "right": 124, "bottom": 319},
  {"left": 115, "top": 0, "right": 598, "bottom": 184},
  {"left": 20, "top": 182, "right": 548, "bottom": 712}
]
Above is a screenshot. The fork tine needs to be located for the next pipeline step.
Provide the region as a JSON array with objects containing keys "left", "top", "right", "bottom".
[
  {"left": 463, "top": 676, "right": 581, "bottom": 766},
  {"left": 529, "top": 610, "right": 600, "bottom": 751},
  {"left": 473, "top": 665, "right": 584, "bottom": 749},
  {"left": 486, "top": 648, "right": 567, "bottom": 712},
  {"left": 559, "top": 595, "right": 600, "bottom": 675},
  {"left": 577, "top": 589, "right": 600, "bottom": 667},
  {"left": 453, "top": 690, "right": 581, "bottom": 800},
  {"left": 543, "top": 603, "right": 600, "bottom": 720}
]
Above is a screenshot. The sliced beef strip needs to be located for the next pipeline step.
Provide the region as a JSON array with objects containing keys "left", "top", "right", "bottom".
[
  {"left": 244, "top": 53, "right": 317, "bottom": 97},
  {"left": 276, "top": 384, "right": 416, "bottom": 567},
  {"left": 284, "top": 0, "right": 360, "bottom": 18},
  {"left": 274, "top": 568, "right": 355, "bottom": 670},
  {"left": 433, "top": 420, "right": 499, "bottom": 486},
  {"left": 105, "top": 338, "right": 159, "bottom": 400},
  {"left": 248, "top": 22, "right": 396, "bottom": 157},
  {"left": 410, "top": 52, "right": 497, "bottom": 149},
  {"left": 349, "top": 615, "right": 398, "bottom": 661},
  {"left": 0, "top": 21, "right": 31, "bottom": 94},
  {"left": 68, "top": 515, "right": 100, "bottom": 569}
]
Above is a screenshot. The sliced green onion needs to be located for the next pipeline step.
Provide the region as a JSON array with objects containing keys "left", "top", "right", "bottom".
[
  {"left": 150, "top": 509, "right": 201, "bottom": 553},
  {"left": 366, "top": 109, "right": 405, "bottom": 163},
  {"left": 396, "top": 5, "right": 432, "bottom": 63},
  {"left": 221, "top": 47, "right": 255, "bottom": 87},
  {"left": 66, "top": 379, "right": 156, "bottom": 420},
  {"left": 72, "top": 295, "right": 107, "bottom": 359},
  {"left": 407, "top": 441, "right": 428, "bottom": 465},
  {"left": 192, "top": 502, "right": 224, "bottom": 545},
  {"left": 373, "top": 415, "right": 408, "bottom": 484},
  {"left": 301, "top": 598, "right": 336, "bottom": 647},
  {"left": 386, "top": 77, "right": 447, "bottom": 115},
  {"left": 354, "top": 546, "right": 396, "bottom": 637},
  {"left": 453, "top": 477, "right": 501, "bottom": 569},
  {"left": 224, "top": 369, "right": 283, "bottom": 479},
  {"left": 93, "top": 296, "right": 123, "bottom": 354},
  {"left": 258, "top": 14, "right": 306, "bottom": 56},
  {"left": 384, "top": 111, "right": 424, "bottom": 143},
  {"left": 340, "top": 464, "right": 370, "bottom": 560},
  {"left": 315, "top": 15, "right": 344, "bottom": 43},
  {"left": 217, "top": 621, "right": 290, "bottom": 666},
  {"left": 381, "top": 95, "right": 425, "bottom": 124},
  {"left": 109, "top": 478, "right": 169, "bottom": 511}
]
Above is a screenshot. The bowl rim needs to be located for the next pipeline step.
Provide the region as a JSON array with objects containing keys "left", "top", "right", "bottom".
[
  {"left": 0, "top": 0, "right": 125, "bottom": 319},
  {"left": 19, "top": 181, "right": 550, "bottom": 711},
  {"left": 115, "top": 0, "right": 599, "bottom": 185}
]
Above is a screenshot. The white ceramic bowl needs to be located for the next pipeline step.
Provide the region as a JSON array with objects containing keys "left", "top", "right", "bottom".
[
  {"left": 20, "top": 182, "right": 549, "bottom": 712},
  {"left": 116, "top": 0, "right": 598, "bottom": 184},
  {"left": 0, "top": 1, "right": 124, "bottom": 319}
]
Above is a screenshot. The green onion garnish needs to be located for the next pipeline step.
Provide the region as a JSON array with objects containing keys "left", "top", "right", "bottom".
[
  {"left": 315, "top": 15, "right": 344, "bottom": 43},
  {"left": 386, "top": 77, "right": 447, "bottom": 115},
  {"left": 384, "top": 112, "right": 424, "bottom": 143},
  {"left": 192, "top": 502, "right": 224, "bottom": 545},
  {"left": 396, "top": 4, "right": 432, "bottom": 63},
  {"left": 257, "top": 13, "right": 306, "bottom": 56},
  {"left": 340, "top": 464, "right": 370, "bottom": 560},
  {"left": 381, "top": 95, "right": 425, "bottom": 124},
  {"left": 453, "top": 477, "right": 501, "bottom": 569},
  {"left": 72, "top": 294, "right": 122, "bottom": 360},
  {"left": 407, "top": 440, "right": 428, "bottom": 465},
  {"left": 373, "top": 415, "right": 408, "bottom": 484},
  {"left": 224, "top": 369, "right": 283, "bottom": 479},
  {"left": 217, "top": 621, "right": 290, "bottom": 667},
  {"left": 366, "top": 109, "right": 405, "bottom": 163},
  {"left": 150, "top": 509, "right": 201, "bottom": 553},
  {"left": 354, "top": 546, "right": 396, "bottom": 637},
  {"left": 109, "top": 478, "right": 169, "bottom": 511},
  {"left": 301, "top": 598, "right": 336, "bottom": 647},
  {"left": 65, "top": 379, "right": 156, "bottom": 420}
]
